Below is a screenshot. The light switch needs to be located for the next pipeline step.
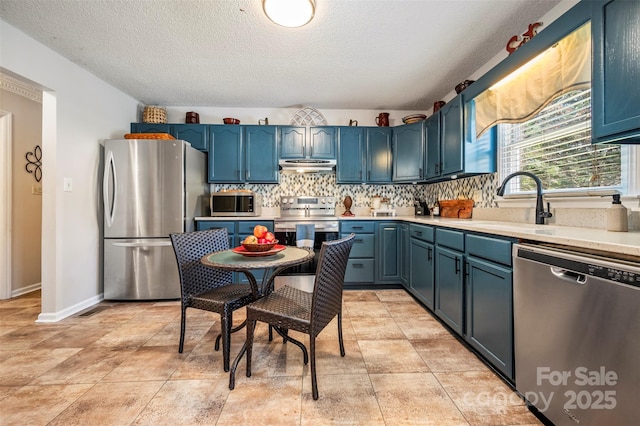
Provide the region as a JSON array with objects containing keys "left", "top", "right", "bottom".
[
  {"left": 64, "top": 177, "right": 73, "bottom": 192},
  {"left": 32, "top": 183, "right": 42, "bottom": 195}
]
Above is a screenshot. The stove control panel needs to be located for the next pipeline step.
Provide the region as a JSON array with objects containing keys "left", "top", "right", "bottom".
[{"left": 279, "top": 196, "right": 336, "bottom": 217}]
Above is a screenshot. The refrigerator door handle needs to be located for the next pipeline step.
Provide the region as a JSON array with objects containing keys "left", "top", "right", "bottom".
[
  {"left": 111, "top": 241, "right": 173, "bottom": 248},
  {"left": 103, "top": 150, "right": 117, "bottom": 228}
]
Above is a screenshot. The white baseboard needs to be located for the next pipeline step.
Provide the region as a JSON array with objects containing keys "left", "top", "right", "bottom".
[
  {"left": 36, "top": 293, "right": 104, "bottom": 323},
  {"left": 11, "top": 282, "right": 41, "bottom": 298}
]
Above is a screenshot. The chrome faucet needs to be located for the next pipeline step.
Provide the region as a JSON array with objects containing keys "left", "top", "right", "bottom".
[{"left": 496, "top": 171, "right": 553, "bottom": 225}]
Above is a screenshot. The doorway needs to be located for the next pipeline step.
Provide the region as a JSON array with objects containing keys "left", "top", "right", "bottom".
[{"left": 0, "top": 75, "right": 44, "bottom": 302}]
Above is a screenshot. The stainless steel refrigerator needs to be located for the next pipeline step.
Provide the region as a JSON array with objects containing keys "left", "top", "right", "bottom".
[{"left": 102, "top": 138, "right": 208, "bottom": 300}]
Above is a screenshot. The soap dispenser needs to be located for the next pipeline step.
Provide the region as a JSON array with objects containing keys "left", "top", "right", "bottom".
[{"left": 607, "top": 194, "right": 628, "bottom": 232}]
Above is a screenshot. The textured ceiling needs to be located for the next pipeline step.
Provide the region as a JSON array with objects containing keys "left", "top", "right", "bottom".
[{"left": 0, "top": 0, "right": 562, "bottom": 110}]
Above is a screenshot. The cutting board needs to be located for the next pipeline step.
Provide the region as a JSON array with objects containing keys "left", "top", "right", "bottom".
[{"left": 439, "top": 199, "right": 474, "bottom": 219}]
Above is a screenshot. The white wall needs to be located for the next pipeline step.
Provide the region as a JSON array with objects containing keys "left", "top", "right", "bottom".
[{"left": 0, "top": 20, "right": 140, "bottom": 321}]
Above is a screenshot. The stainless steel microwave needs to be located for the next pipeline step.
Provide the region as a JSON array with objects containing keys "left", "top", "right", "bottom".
[{"left": 209, "top": 191, "right": 262, "bottom": 216}]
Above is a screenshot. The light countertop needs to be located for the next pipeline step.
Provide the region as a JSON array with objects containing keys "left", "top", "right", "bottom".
[{"left": 195, "top": 215, "right": 640, "bottom": 258}]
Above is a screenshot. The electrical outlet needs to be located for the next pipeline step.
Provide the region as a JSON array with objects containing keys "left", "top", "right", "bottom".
[
  {"left": 32, "top": 183, "right": 42, "bottom": 195},
  {"left": 473, "top": 189, "right": 483, "bottom": 203},
  {"left": 63, "top": 177, "right": 73, "bottom": 192}
]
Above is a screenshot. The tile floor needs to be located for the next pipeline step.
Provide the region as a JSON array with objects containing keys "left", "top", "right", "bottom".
[{"left": 0, "top": 290, "right": 542, "bottom": 425}]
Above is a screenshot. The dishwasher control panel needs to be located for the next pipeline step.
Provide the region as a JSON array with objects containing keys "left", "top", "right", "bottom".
[{"left": 516, "top": 246, "right": 640, "bottom": 287}]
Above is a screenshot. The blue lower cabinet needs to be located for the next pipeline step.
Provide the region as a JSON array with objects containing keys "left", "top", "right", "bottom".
[
  {"left": 410, "top": 238, "right": 435, "bottom": 310},
  {"left": 375, "top": 222, "right": 400, "bottom": 283},
  {"left": 400, "top": 223, "right": 410, "bottom": 288},
  {"left": 341, "top": 220, "right": 375, "bottom": 284},
  {"left": 196, "top": 220, "right": 236, "bottom": 247},
  {"left": 435, "top": 245, "right": 464, "bottom": 334},
  {"left": 465, "top": 256, "right": 514, "bottom": 381},
  {"left": 344, "top": 259, "right": 375, "bottom": 282}
]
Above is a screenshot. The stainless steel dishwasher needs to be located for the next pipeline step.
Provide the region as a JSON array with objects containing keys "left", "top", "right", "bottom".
[{"left": 513, "top": 243, "right": 640, "bottom": 426}]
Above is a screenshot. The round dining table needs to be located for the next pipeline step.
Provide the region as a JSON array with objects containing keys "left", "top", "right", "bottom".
[{"left": 201, "top": 245, "right": 314, "bottom": 389}]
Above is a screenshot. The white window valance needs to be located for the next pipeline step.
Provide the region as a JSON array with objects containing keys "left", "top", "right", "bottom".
[{"left": 475, "top": 22, "right": 591, "bottom": 138}]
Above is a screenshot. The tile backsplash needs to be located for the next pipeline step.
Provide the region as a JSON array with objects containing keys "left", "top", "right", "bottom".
[{"left": 213, "top": 172, "right": 500, "bottom": 209}]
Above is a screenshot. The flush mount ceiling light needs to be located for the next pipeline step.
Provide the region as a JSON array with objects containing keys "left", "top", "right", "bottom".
[{"left": 263, "top": 0, "right": 315, "bottom": 28}]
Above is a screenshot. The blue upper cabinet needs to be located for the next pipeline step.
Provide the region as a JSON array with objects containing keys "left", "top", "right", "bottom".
[
  {"left": 367, "top": 127, "right": 393, "bottom": 183},
  {"left": 130, "top": 123, "right": 171, "bottom": 134},
  {"left": 279, "top": 126, "right": 306, "bottom": 158},
  {"left": 280, "top": 126, "right": 337, "bottom": 159},
  {"left": 337, "top": 127, "right": 365, "bottom": 183},
  {"left": 208, "top": 125, "right": 243, "bottom": 183},
  {"left": 337, "top": 126, "right": 392, "bottom": 184},
  {"left": 309, "top": 126, "right": 337, "bottom": 159},
  {"left": 440, "top": 97, "right": 464, "bottom": 176},
  {"left": 425, "top": 112, "right": 441, "bottom": 180},
  {"left": 245, "top": 125, "right": 279, "bottom": 183},
  {"left": 592, "top": 0, "right": 640, "bottom": 143},
  {"left": 130, "top": 123, "right": 207, "bottom": 151},
  {"left": 392, "top": 121, "right": 424, "bottom": 182},
  {"left": 173, "top": 124, "right": 208, "bottom": 151}
]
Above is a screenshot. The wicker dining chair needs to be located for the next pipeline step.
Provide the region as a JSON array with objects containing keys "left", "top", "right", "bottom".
[
  {"left": 170, "top": 228, "right": 255, "bottom": 372},
  {"left": 245, "top": 233, "right": 355, "bottom": 400}
]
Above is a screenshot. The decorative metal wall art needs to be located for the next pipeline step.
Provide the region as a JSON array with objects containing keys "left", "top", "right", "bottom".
[
  {"left": 506, "top": 22, "right": 543, "bottom": 55},
  {"left": 25, "top": 145, "right": 42, "bottom": 182}
]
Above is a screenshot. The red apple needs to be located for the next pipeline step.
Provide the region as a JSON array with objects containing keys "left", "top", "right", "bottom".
[
  {"left": 258, "top": 238, "right": 268, "bottom": 244},
  {"left": 265, "top": 232, "right": 275, "bottom": 242},
  {"left": 253, "top": 225, "right": 268, "bottom": 238}
]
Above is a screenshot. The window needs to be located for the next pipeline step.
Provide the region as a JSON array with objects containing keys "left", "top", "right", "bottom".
[{"left": 498, "top": 88, "right": 623, "bottom": 195}]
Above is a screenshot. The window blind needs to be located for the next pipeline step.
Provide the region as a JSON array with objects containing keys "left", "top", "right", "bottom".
[{"left": 498, "top": 88, "right": 622, "bottom": 194}]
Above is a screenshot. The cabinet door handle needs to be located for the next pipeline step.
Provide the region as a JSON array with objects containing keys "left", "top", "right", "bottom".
[
  {"left": 352, "top": 226, "right": 364, "bottom": 230},
  {"left": 355, "top": 239, "right": 364, "bottom": 243},
  {"left": 464, "top": 261, "right": 469, "bottom": 278},
  {"left": 434, "top": 163, "right": 439, "bottom": 174},
  {"left": 416, "top": 231, "right": 422, "bottom": 236},
  {"left": 455, "top": 257, "right": 461, "bottom": 274},
  {"left": 427, "top": 247, "right": 432, "bottom": 261},
  {"left": 352, "top": 263, "right": 364, "bottom": 268}
]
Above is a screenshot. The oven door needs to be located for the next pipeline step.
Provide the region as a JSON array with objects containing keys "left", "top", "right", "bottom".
[{"left": 274, "top": 229, "right": 339, "bottom": 276}]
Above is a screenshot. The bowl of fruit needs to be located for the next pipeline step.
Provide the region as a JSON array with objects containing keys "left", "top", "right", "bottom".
[{"left": 241, "top": 225, "right": 278, "bottom": 252}]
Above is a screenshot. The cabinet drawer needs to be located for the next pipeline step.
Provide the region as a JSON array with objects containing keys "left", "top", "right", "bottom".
[
  {"left": 466, "top": 234, "right": 512, "bottom": 266},
  {"left": 436, "top": 228, "right": 464, "bottom": 251},
  {"left": 197, "top": 221, "right": 235, "bottom": 235},
  {"left": 341, "top": 221, "right": 374, "bottom": 233},
  {"left": 343, "top": 233, "right": 374, "bottom": 258},
  {"left": 344, "top": 259, "right": 375, "bottom": 282},
  {"left": 237, "top": 221, "right": 273, "bottom": 234},
  {"left": 409, "top": 224, "right": 434, "bottom": 243}
]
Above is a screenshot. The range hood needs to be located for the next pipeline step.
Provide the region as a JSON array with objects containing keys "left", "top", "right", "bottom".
[{"left": 278, "top": 159, "right": 336, "bottom": 173}]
